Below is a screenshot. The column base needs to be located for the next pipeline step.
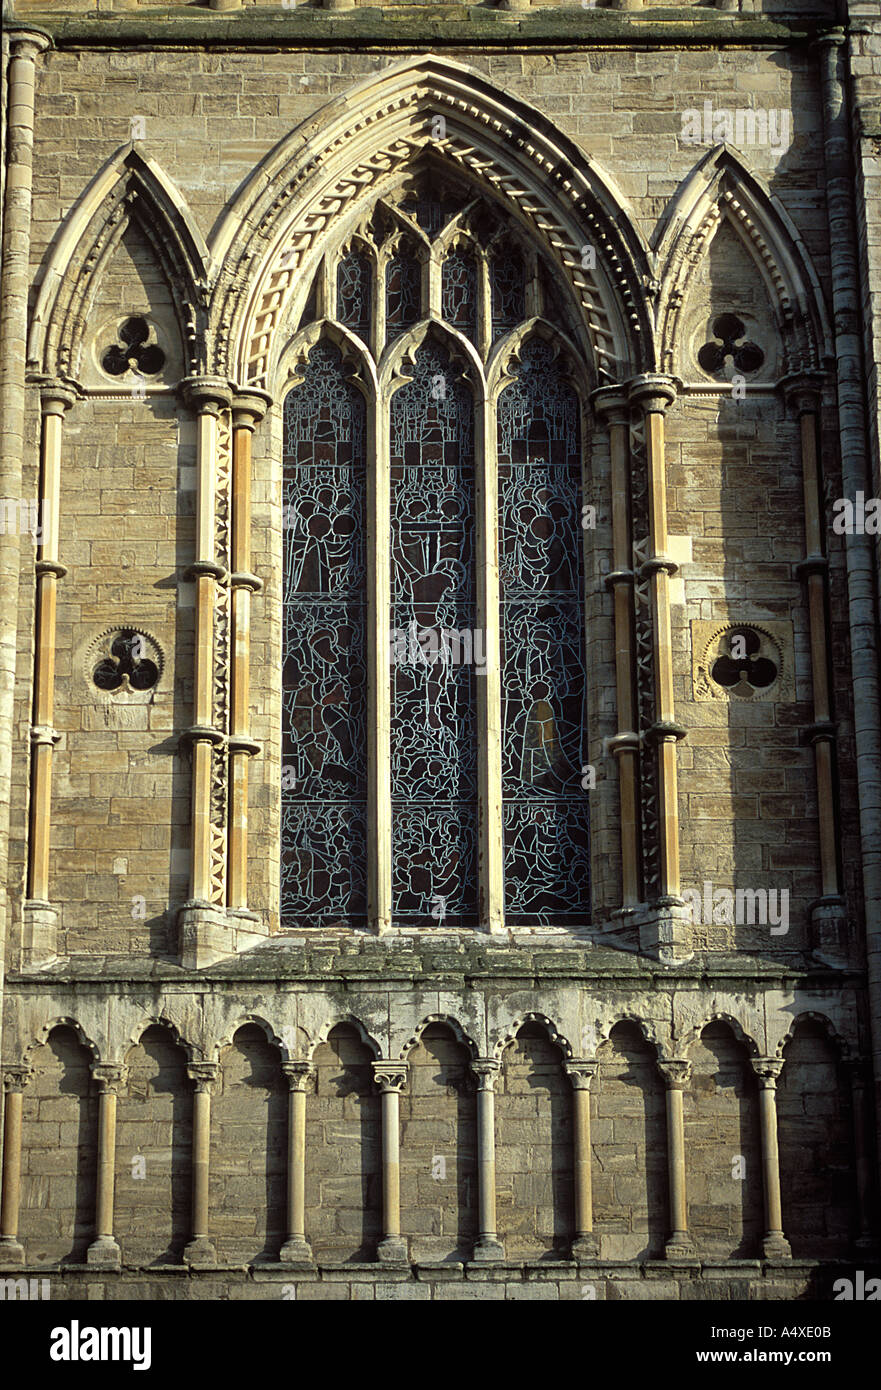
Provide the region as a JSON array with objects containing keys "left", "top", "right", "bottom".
[
  {"left": 762, "top": 1233, "right": 792, "bottom": 1261},
  {"left": 376, "top": 1235, "right": 408, "bottom": 1265},
  {"left": 86, "top": 1236, "right": 122, "bottom": 1270},
  {"left": 810, "top": 897, "right": 848, "bottom": 969},
  {"left": 178, "top": 902, "right": 267, "bottom": 968},
  {"left": 0, "top": 1237, "right": 25, "bottom": 1266},
  {"left": 664, "top": 1231, "right": 697, "bottom": 1261},
  {"left": 571, "top": 1234, "right": 600, "bottom": 1261},
  {"left": 21, "top": 900, "right": 59, "bottom": 967},
  {"left": 471, "top": 1235, "right": 505, "bottom": 1263},
  {"left": 633, "top": 901, "right": 694, "bottom": 964},
  {"left": 279, "top": 1236, "right": 313, "bottom": 1266},
  {"left": 183, "top": 1237, "right": 217, "bottom": 1267}
]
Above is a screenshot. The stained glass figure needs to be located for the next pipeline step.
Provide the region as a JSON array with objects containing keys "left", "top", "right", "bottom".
[
  {"left": 490, "top": 246, "right": 526, "bottom": 343},
  {"left": 441, "top": 249, "right": 478, "bottom": 346},
  {"left": 337, "top": 250, "right": 372, "bottom": 340},
  {"left": 390, "top": 342, "right": 477, "bottom": 925},
  {"left": 497, "top": 338, "right": 590, "bottom": 921},
  {"left": 282, "top": 342, "right": 367, "bottom": 924},
  {"left": 385, "top": 250, "right": 421, "bottom": 343}
]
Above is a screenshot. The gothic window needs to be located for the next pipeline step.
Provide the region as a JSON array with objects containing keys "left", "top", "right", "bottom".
[
  {"left": 281, "top": 191, "right": 590, "bottom": 930},
  {"left": 282, "top": 343, "right": 368, "bottom": 926}
]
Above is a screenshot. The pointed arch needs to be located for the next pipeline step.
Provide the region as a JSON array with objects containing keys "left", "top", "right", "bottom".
[
  {"left": 655, "top": 145, "right": 833, "bottom": 378},
  {"left": 28, "top": 144, "right": 210, "bottom": 381},
  {"left": 210, "top": 54, "right": 651, "bottom": 390}
]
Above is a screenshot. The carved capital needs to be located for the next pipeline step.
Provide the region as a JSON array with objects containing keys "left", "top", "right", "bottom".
[
  {"left": 90, "top": 1063, "right": 125, "bottom": 1095},
  {"left": 372, "top": 1062, "right": 408, "bottom": 1094},
  {"left": 628, "top": 374, "right": 677, "bottom": 416},
  {"left": 590, "top": 385, "right": 629, "bottom": 426},
  {"left": 657, "top": 1059, "right": 691, "bottom": 1091},
  {"left": 779, "top": 371, "right": 824, "bottom": 417},
  {"left": 564, "top": 1060, "right": 599, "bottom": 1092},
  {"left": 750, "top": 1057, "right": 784, "bottom": 1089},
  {"left": 180, "top": 375, "right": 233, "bottom": 415},
  {"left": 471, "top": 1059, "right": 500, "bottom": 1092},
  {"left": 231, "top": 390, "right": 273, "bottom": 430},
  {"left": 187, "top": 1062, "right": 219, "bottom": 1093},
  {"left": 39, "top": 383, "right": 78, "bottom": 418},
  {"left": 8, "top": 30, "right": 52, "bottom": 60},
  {"left": 3, "top": 1066, "right": 33, "bottom": 1095},
  {"left": 281, "top": 1061, "right": 314, "bottom": 1093}
]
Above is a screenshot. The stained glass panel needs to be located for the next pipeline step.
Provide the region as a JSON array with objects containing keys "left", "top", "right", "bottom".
[
  {"left": 390, "top": 342, "right": 477, "bottom": 925},
  {"left": 385, "top": 252, "right": 421, "bottom": 343},
  {"left": 282, "top": 343, "right": 367, "bottom": 925},
  {"left": 337, "top": 251, "right": 372, "bottom": 340},
  {"left": 498, "top": 338, "right": 589, "bottom": 922},
  {"left": 441, "top": 249, "right": 478, "bottom": 345},
  {"left": 491, "top": 247, "right": 526, "bottom": 343}
]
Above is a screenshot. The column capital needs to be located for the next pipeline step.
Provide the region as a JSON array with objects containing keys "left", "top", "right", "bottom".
[
  {"left": 2, "top": 1066, "right": 33, "bottom": 1094},
  {"left": 187, "top": 1062, "right": 219, "bottom": 1093},
  {"left": 372, "top": 1061, "right": 408, "bottom": 1094},
  {"left": 750, "top": 1056, "right": 784, "bottom": 1088},
  {"left": 90, "top": 1063, "right": 126, "bottom": 1094},
  {"left": 471, "top": 1058, "right": 501, "bottom": 1091},
  {"left": 657, "top": 1058, "right": 691, "bottom": 1090},
  {"left": 628, "top": 374, "right": 677, "bottom": 415},
  {"left": 564, "top": 1060, "right": 600, "bottom": 1091},
  {"left": 7, "top": 29, "right": 52, "bottom": 59},
  {"left": 779, "top": 372, "right": 825, "bottom": 416},
  {"left": 231, "top": 390, "right": 273, "bottom": 430},
  {"left": 39, "top": 383, "right": 79, "bottom": 418},
  {"left": 590, "top": 385, "right": 629, "bottom": 424},
  {"left": 281, "top": 1061, "right": 314, "bottom": 1092},
  {"left": 180, "top": 376, "right": 233, "bottom": 414}
]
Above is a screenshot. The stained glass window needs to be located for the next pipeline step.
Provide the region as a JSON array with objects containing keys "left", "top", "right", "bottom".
[
  {"left": 491, "top": 246, "right": 526, "bottom": 343},
  {"left": 390, "top": 342, "right": 477, "bottom": 927},
  {"left": 282, "top": 343, "right": 367, "bottom": 926},
  {"left": 385, "top": 250, "right": 421, "bottom": 343},
  {"left": 441, "top": 249, "right": 478, "bottom": 346},
  {"left": 337, "top": 250, "right": 372, "bottom": 340},
  {"left": 498, "top": 338, "right": 590, "bottom": 922}
]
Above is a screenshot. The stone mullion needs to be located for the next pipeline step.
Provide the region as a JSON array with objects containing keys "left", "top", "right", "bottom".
[
  {"left": 25, "top": 385, "right": 75, "bottom": 961},
  {"left": 280, "top": 1062, "right": 313, "bottom": 1265},
  {"left": 227, "top": 392, "right": 270, "bottom": 912},
  {"left": 564, "top": 1060, "right": 599, "bottom": 1260},
  {"left": 657, "top": 1059, "right": 695, "bottom": 1260},
  {"left": 372, "top": 1062, "right": 408, "bottom": 1263},
  {"left": 471, "top": 1059, "right": 504, "bottom": 1261},
  {"left": 784, "top": 375, "right": 845, "bottom": 961},
  {"left": 750, "top": 1058, "right": 792, "bottom": 1260},
  {"left": 86, "top": 1063, "right": 125, "bottom": 1270},
  {"left": 182, "top": 379, "right": 231, "bottom": 908},
  {"left": 368, "top": 395, "right": 392, "bottom": 933},
  {"left": 183, "top": 1062, "right": 218, "bottom": 1267},
  {"left": 0, "top": 1066, "right": 31, "bottom": 1266},
  {"left": 593, "top": 388, "right": 640, "bottom": 910},
  {"left": 476, "top": 251, "right": 492, "bottom": 362},
  {"left": 477, "top": 391, "right": 504, "bottom": 933}
]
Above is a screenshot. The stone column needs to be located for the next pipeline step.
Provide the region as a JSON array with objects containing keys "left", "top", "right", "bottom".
[
  {"left": 592, "top": 388, "right": 640, "bottom": 911},
  {"left": 181, "top": 379, "right": 232, "bottom": 909},
  {"left": 658, "top": 1059, "right": 695, "bottom": 1259},
  {"left": 227, "top": 391, "right": 270, "bottom": 913},
  {"left": 0, "top": 25, "right": 50, "bottom": 1103},
  {"left": 280, "top": 1061, "right": 313, "bottom": 1265},
  {"left": 24, "top": 384, "right": 76, "bottom": 964},
  {"left": 372, "top": 1062, "right": 408, "bottom": 1263},
  {"left": 0, "top": 1066, "right": 32, "bottom": 1266},
  {"left": 750, "top": 1058, "right": 792, "bottom": 1260},
  {"left": 783, "top": 374, "right": 846, "bottom": 964},
  {"left": 184, "top": 1062, "right": 218, "bottom": 1266},
  {"left": 845, "top": 1060, "right": 875, "bottom": 1250},
  {"left": 629, "top": 377, "right": 683, "bottom": 903},
  {"left": 476, "top": 392, "right": 504, "bottom": 933},
  {"left": 565, "top": 1061, "right": 599, "bottom": 1260},
  {"left": 86, "top": 1063, "right": 124, "bottom": 1269},
  {"left": 471, "top": 1059, "right": 504, "bottom": 1261}
]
